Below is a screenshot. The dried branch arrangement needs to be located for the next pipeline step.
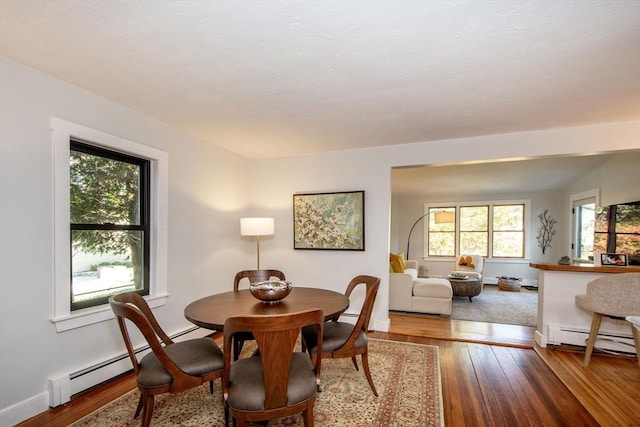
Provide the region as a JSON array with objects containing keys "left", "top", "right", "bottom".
[{"left": 537, "top": 209, "right": 557, "bottom": 254}]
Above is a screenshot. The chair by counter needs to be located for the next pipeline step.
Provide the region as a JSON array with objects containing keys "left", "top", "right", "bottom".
[
  {"left": 626, "top": 316, "right": 640, "bottom": 369},
  {"left": 223, "top": 309, "right": 323, "bottom": 427},
  {"left": 302, "top": 275, "right": 381, "bottom": 396},
  {"left": 575, "top": 272, "right": 640, "bottom": 367},
  {"left": 109, "top": 292, "right": 224, "bottom": 427},
  {"left": 233, "top": 269, "right": 286, "bottom": 359}
]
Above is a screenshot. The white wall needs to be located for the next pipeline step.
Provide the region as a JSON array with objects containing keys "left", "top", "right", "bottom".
[
  {"left": 1, "top": 56, "right": 640, "bottom": 424},
  {"left": 0, "top": 58, "right": 252, "bottom": 424},
  {"left": 565, "top": 152, "right": 640, "bottom": 207}
]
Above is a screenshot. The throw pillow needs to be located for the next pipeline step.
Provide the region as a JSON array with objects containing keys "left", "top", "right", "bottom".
[
  {"left": 458, "top": 255, "right": 475, "bottom": 269},
  {"left": 389, "top": 252, "right": 406, "bottom": 273}
]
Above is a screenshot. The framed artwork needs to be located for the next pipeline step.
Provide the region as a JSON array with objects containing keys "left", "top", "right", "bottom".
[
  {"left": 600, "top": 253, "right": 628, "bottom": 266},
  {"left": 293, "top": 191, "right": 364, "bottom": 250}
]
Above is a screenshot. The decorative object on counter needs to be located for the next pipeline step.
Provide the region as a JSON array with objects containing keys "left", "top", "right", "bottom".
[
  {"left": 449, "top": 272, "right": 469, "bottom": 279},
  {"left": 536, "top": 209, "right": 557, "bottom": 254},
  {"left": 249, "top": 280, "right": 292, "bottom": 303},
  {"left": 601, "top": 253, "right": 628, "bottom": 266},
  {"left": 558, "top": 256, "right": 571, "bottom": 265},
  {"left": 497, "top": 276, "right": 522, "bottom": 291}
]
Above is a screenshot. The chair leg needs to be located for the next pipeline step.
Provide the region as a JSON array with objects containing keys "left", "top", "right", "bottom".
[
  {"left": 361, "top": 352, "right": 378, "bottom": 397},
  {"left": 134, "top": 392, "right": 144, "bottom": 418},
  {"left": 583, "top": 312, "right": 603, "bottom": 368},
  {"left": 140, "top": 394, "right": 155, "bottom": 427},
  {"left": 302, "top": 405, "right": 314, "bottom": 427},
  {"left": 210, "top": 380, "right": 214, "bottom": 394},
  {"left": 631, "top": 322, "right": 640, "bottom": 370},
  {"left": 350, "top": 356, "right": 359, "bottom": 371}
]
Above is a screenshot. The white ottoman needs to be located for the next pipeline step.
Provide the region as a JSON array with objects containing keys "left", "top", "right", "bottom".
[{"left": 411, "top": 278, "right": 453, "bottom": 315}]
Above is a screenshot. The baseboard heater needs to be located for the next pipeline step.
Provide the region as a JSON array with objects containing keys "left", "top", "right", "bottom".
[
  {"left": 47, "top": 326, "right": 204, "bottom": 408},
  {"left": 547, "top": 324, "right": 636, "bottom": 355}
]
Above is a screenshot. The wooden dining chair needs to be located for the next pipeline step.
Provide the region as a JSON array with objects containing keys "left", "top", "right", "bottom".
[
  {"left": 301, "top": 275, "right": 381, "bottom": 396},
  {"left": 109, "top": 292, "right": 224, "bottom": 427},
  {"left": 223, "top": 309, "right": 324, "bottom": 427},
  {"left": 232, "top": 269, "right": 286, "bottom": 359},
  {"left": 233, "top": 269, "right": 286, "bottom": 291}
]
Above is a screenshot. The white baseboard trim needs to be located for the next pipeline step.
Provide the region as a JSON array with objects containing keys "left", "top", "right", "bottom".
[
  {"left": 1, "top": 326, "right": 210, "bottom": 426},
  {"left": 374, "top": 317, "right": 391, "bottom": 332},
  {"left": 0, "top": 391, "right": 49, "bottom": 427}
]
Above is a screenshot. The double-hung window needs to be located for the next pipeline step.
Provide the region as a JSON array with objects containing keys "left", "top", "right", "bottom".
[
  {"left": 426, "top": 201, "right": 527, "bottom": 258},
  {"left": 70, "top": 141, "right": 150, "bottom": 310},
  {"left": 52, "top": 118, "right": 167, "bottom": 332}
]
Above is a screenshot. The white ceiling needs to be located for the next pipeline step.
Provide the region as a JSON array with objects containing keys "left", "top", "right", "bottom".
[{"left": 1, "top": 0, "right": 639, "bottom": 161}]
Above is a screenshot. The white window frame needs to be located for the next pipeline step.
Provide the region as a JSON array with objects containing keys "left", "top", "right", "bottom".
[
  {"left": 424, "top": 199, "right": 531, "bottom": 260},
  {"left": 51, "top": 118, "right": 168, "bottom": 332},
  {"left": 569, "top": 189, "right": 600, "bottom": 263}
]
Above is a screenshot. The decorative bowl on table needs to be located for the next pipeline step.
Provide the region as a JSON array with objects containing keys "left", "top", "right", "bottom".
[
  {"left": 249, "top": 280, "right": 292, "bottom": 303},
  {"left": 449, "top": 273, "right": 469, "bottom": 279}
]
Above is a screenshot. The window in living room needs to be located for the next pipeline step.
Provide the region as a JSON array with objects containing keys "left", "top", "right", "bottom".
[
  {"left": 427, "top": 207, "right": 456, "bottom": 256},
  {"left": 594, "top": 201, "right": 640, "bottom": 265},
  {"left": 426, "top": 202, "right": 527, "bottom": 258},
  {"left": 572, "top": 196, "right": 597, "bottom": 262}
]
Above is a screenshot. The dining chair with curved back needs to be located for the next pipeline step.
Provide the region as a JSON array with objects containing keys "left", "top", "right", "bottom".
[
  {"left": 109, "top": 292, "right": 224, "bottom": 427},
  {"left": 233, "top": 269, "right": 286, "bottom": 291},
  {"left": 232, "top": 269, "right": 286, "bottom": 359},
  {"left": 301, "top": 275, "right": 381, "bottom": 397},
  {"left": 223, "top": 309, "right": 324, "bottom": 427}
]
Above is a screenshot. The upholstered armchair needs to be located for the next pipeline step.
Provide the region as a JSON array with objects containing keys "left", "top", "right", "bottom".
[{"left": 451, "top": 255, "right": 485, "bottom": 282}]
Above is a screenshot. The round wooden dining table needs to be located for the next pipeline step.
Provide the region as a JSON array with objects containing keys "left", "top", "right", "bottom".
[{"left": 184, "top": 287, "right": 350, "bottom": 330}]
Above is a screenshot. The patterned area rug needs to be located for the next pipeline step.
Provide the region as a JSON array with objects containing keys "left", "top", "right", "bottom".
[
  {"left": 72, "top": 338, "right": 442, "bottom": 426},
  {"left": 451, "top": 285, "right": 537, "bottom": 326}
]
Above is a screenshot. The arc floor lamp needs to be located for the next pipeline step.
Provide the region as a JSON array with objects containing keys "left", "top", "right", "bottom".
[{"left": 406, "top": 210, "right": 454, "bottom": 259}]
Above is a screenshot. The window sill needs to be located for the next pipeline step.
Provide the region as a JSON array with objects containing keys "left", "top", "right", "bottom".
[{"left": 50, "top": 293, "right": 168, "bottom": 332}]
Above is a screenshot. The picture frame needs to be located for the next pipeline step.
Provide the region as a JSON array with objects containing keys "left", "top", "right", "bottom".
[
  {"left": 293, "top": 190, "right": 364, "bottom": 250},
  {"left": 600, "top": 253, "right": 628, "bottom": 266}
]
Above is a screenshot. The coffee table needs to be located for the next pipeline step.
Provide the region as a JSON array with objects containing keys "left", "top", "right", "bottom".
[{"left": 447, "top": 276, "right": 482, "bottom": 302}]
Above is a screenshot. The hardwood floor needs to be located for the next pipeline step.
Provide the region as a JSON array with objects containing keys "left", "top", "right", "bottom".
[{"left": 18, "top": 317, "right": 640, "bottom": 427}]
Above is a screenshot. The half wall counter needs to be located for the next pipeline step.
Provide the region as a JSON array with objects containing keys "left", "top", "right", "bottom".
[{"left": 530, "top": 262, "right": 640, "bottom": 353}]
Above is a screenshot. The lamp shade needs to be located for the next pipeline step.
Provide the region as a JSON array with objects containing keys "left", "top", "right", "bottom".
[
  {"left": 434, "top": 211, "right": 454, "bottom": 224},
  {"left": 240, "top": 217, "right": 274, "bottom": 236}
]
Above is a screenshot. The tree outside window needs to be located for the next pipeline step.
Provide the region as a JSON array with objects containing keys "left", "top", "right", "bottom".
[
  {"left": 493, "top": 204, "right": 524, "bottom": 258},
  {"left": 594, "top": 201, "right": 640, "bottom": 265},
  {"left": 427, "top": 207, "right": 456, "bottom": 256},
  {"left": 460, "top": 206, "right": 488, "bottom": 256}
]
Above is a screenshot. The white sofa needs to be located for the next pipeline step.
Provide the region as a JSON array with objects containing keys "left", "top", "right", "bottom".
[{"left": 389, "top": 260, "right": 452, "bottom": 315}]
